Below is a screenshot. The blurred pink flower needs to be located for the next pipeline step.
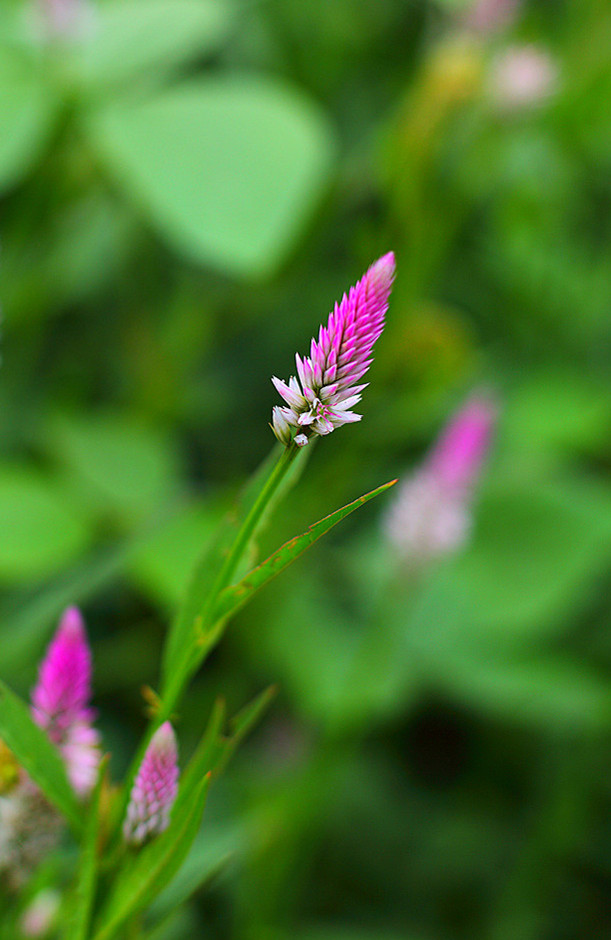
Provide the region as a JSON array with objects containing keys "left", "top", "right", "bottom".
[
  {"left": 38, "top": 0, "right": 91, "bottom": 38},
  {"left": 123, "top": 722, "right": 179, "bottom": 846},
  {"left": 490, "top": 45, "right": 558, "bottom": 110},
  {"left": 272, "top": 253, "right": 395, "bottom": 447},
  {"left": 385, "top": 395, "right": 497, "bottom": 563},
  {"left": 32, "top": 607, "right": 100, "bottom": 796},
  {"left": 20, "top": 889, "right": 60, "bottom": 937},
  {"left": 463, "top": 0, "right": 521, "bottom": 34}
]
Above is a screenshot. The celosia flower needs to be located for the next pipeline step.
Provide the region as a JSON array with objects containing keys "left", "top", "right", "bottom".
[
  {"left": 123, "top": 722, "right": 179, "bottom": 847},
  {"left": 385, "top": 395, "right": 497, "bottom": 563},
  {"left": 272, "top": 253, "right": 395, "bottom": 447},
  {"left": 31, "top": 607, "right": 100, "bottom": 796}
]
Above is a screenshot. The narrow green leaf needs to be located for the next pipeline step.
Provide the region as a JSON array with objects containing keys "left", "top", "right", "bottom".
[
  {"left": 212, "top": 481, "right": 397, "bottom": 627},
  {"left": 0, "top": 681, "right": 82, "bottom": 834},
  {"left": 175, "top": 698, "right": 226, "bottom": 801},
  {"left": 214, "top": 686, "right": 277, "bottom": 775},
  {"left": 145, "top": 824, "right": 239, "bottom": 934},
  {"left": 67, "top": 758, "right": 108, "bottom": 940},
  {"left": 161, "top": 445, "right": 307, "bottom": 694},
  {"left": 93, "top": 774, "right": 211, "bottom": 940}
]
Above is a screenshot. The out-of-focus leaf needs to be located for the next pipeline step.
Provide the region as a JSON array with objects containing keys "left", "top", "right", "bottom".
[
  {"left": 0, "top": 48, "right": 57, "bottom": 192},
  {"left": 87, "top": 76, "right": 336, "bottom": 277},
  {"left": 75, "top": 0, "right": 232, "bottom": 92},
  {"left": 0, "top": 467, "right": 92, "bottom": 583},
  {"left": 300, "top": 930, "right": 418, "bottom": 940},
  {"left": 0, "top": 681, "right": 82, "bottom": 834},
  {"left": 93, "top": 773, "right": 211, "bottom": 940},
  {"left": 212, "top": 480, "right": 398, "bottom": 626},
  {"left": 450, "top": 476, "right": 611, "bottom": 640},
  {"left": 501, "top": 371, "right": 611, "bottom": 458},
  {"left": 48, "top": 413, "right": 180, "bottom": 524},
  {"left": 430, "top": 649, "right": 611, "bottom": 732},
  {"left": 214, "top": 686, "right": 277, "bottom": 774},
  {"left": 2, "top": 192, "right": 136, "bottom": 323},
  {"left": 67, "top": 758, "right": 107, "bottom": 940},
  {"left": 146, "top": 822, "right": 241, "bottom": 931},
  {"left": 128, "top": 500, "right": 225, "bottom": 609}
]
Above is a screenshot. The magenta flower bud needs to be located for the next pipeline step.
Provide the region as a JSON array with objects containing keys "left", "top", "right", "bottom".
[
  {"left": 123, "top": 722, "right": 179, "bottom": 847},
  {"left": 272, "top": 253, "right": 395, "bottom": 446},
  {"left": 31, "top": 607, "right": 100, "bottom": 796},
  {"left": 385, "top": 395, "right": 497, "bottom": 563}
]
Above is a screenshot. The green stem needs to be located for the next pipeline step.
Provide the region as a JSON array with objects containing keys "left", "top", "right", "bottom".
[
  {"left": 110, "top": 443, "right": 299, "bottom": 843},
  {"left": 208, "top": 442, "right": 299, "bottom": 612},
  {"left": 161, "top": 442, "right": 298, "bottom": 717}
]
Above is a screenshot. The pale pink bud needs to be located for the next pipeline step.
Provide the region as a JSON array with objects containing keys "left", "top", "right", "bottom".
[
  {"left": 31, "top": 607, "right": 100, "bottom": 796},
  {"left": 490, "top": 45, "right": 558, "bottom": 111},
  {"left": 385, "top": 395, "right": 497, "bottom": 563},
  {"left": 123, "top": 722, "right": 179, "bottom": 847},
  {"left": 20, "top": 889, "right": 60, "bottom": 937},
  {"left": 272, "top": 253, "right": 395, "bottom": 446}
]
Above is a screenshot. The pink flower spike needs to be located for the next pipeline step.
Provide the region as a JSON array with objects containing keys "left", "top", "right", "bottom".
[
  {"left": 271, "top": 253, "right": 395, "bottom": 446},
  {"left": 31, "top": 607, "right": 100, "bottom": 796},
  {"left": 428, "top": 395, "right": 498, "bottom": 493},
  {"left": 385, "top": 394, "right": 498, "bottom": 564},
  {"left": 123, "top": 722, "right": 179, "bottom": 847}
]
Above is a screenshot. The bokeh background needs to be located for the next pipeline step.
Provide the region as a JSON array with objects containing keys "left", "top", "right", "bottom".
[{"left": 2, "top": 0, "right": 611, "bottom": 937}]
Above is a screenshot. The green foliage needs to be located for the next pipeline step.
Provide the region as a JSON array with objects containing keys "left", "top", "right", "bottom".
[
  {"left": 74, "top": 0, "right": 233, "bottom": 92},
  {"left": 0, "top": 467, "right": 92, "bottom": 582},
  {"left": 92, "top": 774, "right": 211, "bottom": 940},
  {"left": 48, "top": 412, "right": 180, "bottom": 525},
  {"left": 66, "top": 759, "right": 107, "bottom": 940},
  {"left": 213, "top": 479, "right": 397, "bottom": 625},
  {"left": 2, "top": 0, "right": 611, "bottom": 937},
  {"left": 87, "top": 76, "right": 336, "bottom": 276},
  {"left": 0, "top": 681, "right": 82, "bottom": 833},
  {"left": 0, "top": 49, "right": 58, "bottom": 192}
]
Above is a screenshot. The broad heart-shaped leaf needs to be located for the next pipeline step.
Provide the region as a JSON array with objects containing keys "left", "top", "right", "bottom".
[
  {"left": 92, "top": 774, "right": 211, "bottom": 940},
  {"left": 0, "top": 681, "right": 82, "bottom": 834},
  {"left": 0, "top": 466, "right": 93, "bottom": 583},
  {"left": 86, "top": 76, "right": 336, "bottom": 277},
  {"left": 66, "top": 758, "right": 108, "bottom": 940},
  {"left": 0, "top": 48, "right": 58, "bottom": 193},
  {"left": 211, "top": 481, "right": 398, "bottom": 627},
  {"left": 75, "top": 0, "right": 232, "bottom": 93}
]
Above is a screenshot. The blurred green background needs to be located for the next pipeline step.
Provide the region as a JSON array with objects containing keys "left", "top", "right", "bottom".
[{"left": 2, "top": 0, "right": 611, "bottom": 937}]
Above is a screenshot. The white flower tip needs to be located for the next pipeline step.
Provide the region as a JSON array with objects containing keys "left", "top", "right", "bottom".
[{"left": 153, "top": 721, "right": 177, "bottom": 754}]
